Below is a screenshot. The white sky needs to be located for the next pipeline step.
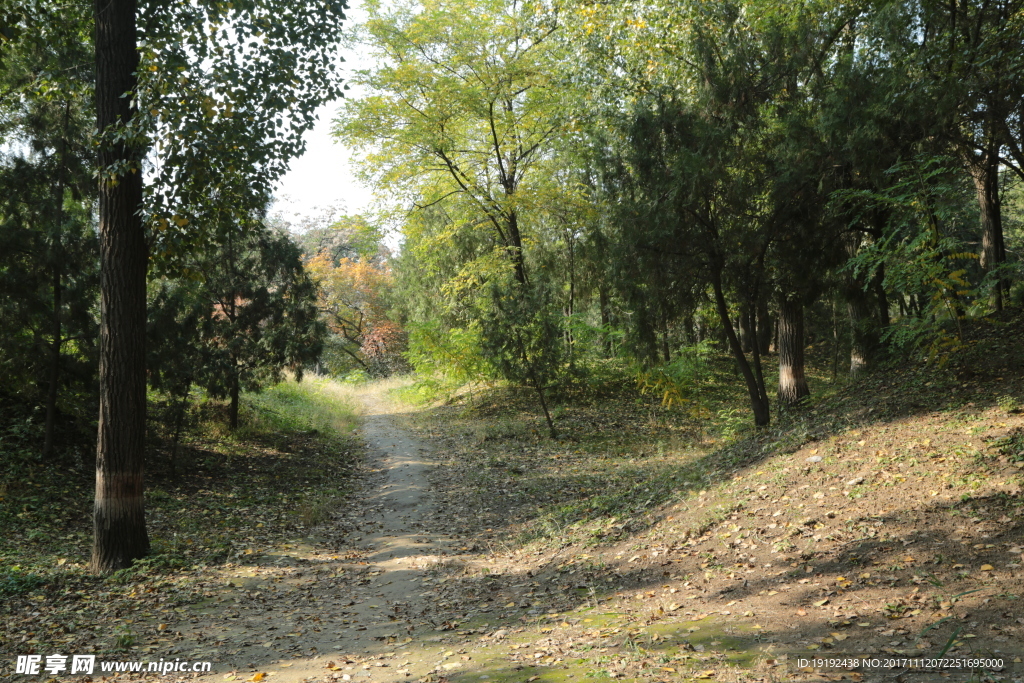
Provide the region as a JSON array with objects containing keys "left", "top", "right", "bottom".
[
  {"left": 272, "top": 2, "right": 373, "bottom": 229},
  {"left": 272, "top": 103, "right": 372, "bottom": 226}
]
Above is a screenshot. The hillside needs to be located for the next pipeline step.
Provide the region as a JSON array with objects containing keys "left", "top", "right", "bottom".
[{"left": 389, "top": 310, "right": 1024, "bottom": 682}]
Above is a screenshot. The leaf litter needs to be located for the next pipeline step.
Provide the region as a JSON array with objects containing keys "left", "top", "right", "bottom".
[{"left": 4, "top": 317, "right": 1024, "bottom": 682}]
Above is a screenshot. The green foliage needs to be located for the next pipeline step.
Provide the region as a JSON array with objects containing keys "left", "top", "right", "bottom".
[
  {"left": 636, "top": 341, "right": 716, "bottom": 422},
  {"left": 404, "top": 321, "right": 494, "bottom": 401},
  {"left": 139, "top": 0, "right": 350, "bottom": 272},
  {"left": 841, "top": 157, "right": 981, "bottom": 365},
  {"left": 149, "top": 223, "right": 325, "bottom": 426},
  {"left": 478, "top": 278, "right": 564, "bottom": 436},
  {"left": 0, "top": 0, "right": 99, "bottom": 452},
  {"left": 0, "top": 567, "right": 46, "bottom": 596}
]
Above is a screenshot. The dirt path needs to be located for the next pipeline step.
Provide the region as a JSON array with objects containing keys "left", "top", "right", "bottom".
[{"left": 159, "top": 387, "right": 468, "bottom": 683}]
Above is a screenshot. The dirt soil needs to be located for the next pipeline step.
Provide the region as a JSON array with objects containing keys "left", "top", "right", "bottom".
[{"left": 11, "top": 315, "right": 1024, "bottom": 683}]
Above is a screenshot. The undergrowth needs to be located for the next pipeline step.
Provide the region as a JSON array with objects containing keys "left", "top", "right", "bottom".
[{"left": 0, "top": 377, "right": 363, "bottom": 656}]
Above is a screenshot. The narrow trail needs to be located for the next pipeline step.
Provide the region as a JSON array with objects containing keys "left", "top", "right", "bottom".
[
  {"left": 172, "top": 386, "right": 471, "bottom": 683},
  {"left": 261, "top": 389, "right": 461, "bottom": 683}
]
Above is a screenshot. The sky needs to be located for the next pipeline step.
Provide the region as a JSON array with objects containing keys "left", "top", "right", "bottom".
[{"left": 271, "top": 102, "right": 373, "bottom": 229}]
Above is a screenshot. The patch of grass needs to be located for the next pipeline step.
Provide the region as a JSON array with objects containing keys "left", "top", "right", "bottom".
[{"left": 238, "top": 377, "right": 359, "bottom": 441}]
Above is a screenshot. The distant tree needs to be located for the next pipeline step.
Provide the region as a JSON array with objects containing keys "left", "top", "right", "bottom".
[
  {"left": 306, "top": 250, "right": 404, "bottom": 377},
  {"left": 151, "top": 223, "right": 325, "bottom": 430},
  {"left": 292, "top": 212, "right": 387, "bottom": 266}
]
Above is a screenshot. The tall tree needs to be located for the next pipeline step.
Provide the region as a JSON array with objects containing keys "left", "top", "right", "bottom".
[
  {"left": 92, "top": 0, "right": 150, "bottom": 573},
  {"left": 0, "top": 0, "right": 97, "bottom": 458},
  {"left": 911, "top": 0, "right": 1024, "bottom": 310},
  {"left": 335, "top": 0, "right": 564, "bottom": 287},
  {"left": 89, "top": 0, "right": 349, "bottom": 572}
]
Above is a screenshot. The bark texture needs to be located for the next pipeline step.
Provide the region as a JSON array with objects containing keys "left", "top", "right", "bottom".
[
  {"left": 777, "top": 295, "right": 810, "bottom": 405},
  {"left": 91, "top": 0, "right": 150, "bottom": 573},
  {"left": 737, "top": 305, "right": 753, "bottom": 354},
  {"left": 970, "top": 153, "right": 1007, "bottom": 311},
  {"left": 846, "top": 293, "right": 878, "bottom": 378},
  {"left": 756, "top": 298, "right": 772, "bottom": 356}
]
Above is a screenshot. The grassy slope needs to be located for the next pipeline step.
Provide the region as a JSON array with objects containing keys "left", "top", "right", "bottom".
[
  {"left": 0, "top": 378, "right": 362, "bottom": 661},
  {"left": 392, "top": 310, "right": 1024, "bottom": 682}
]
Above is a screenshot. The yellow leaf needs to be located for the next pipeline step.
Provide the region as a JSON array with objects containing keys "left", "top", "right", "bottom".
[
  {"left": 248, "top": 674, "right": 265, "bottom": 682},
  {"left": 980, "top": 564, "right": 994, "bottom": 571}
]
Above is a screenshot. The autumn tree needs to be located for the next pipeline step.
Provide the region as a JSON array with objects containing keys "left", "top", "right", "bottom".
[{"left": 306, "top": 246, "right": 404, "bottom": 377}]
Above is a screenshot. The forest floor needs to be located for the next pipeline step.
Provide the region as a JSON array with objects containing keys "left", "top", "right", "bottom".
[{"left": 2, "top": 312, "right": 1024, "bottom": 683}]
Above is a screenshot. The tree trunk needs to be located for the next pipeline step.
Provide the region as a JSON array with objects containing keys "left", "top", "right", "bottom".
[
  {"left": 43, "top": 101, "right": 70, "bottom": 461},
  {"left": 777, "top": 295, "right": 810, "bottom": 405},
  {"left": 229, "top": 371, "right": 240, "bottom": 431},
  {"left": 42, "top": 262, "right": 62, "bottom": 459},
  {"left": 507, "top": 210, "right": 527, "bottom": 286},
  {"left": 682, "top": 314, "right": 695, "bottom": 346},
  {"left": 660, "top": 310, "right": 671, "bottom": 363},
  {"left": 756, "top": 298, "right": 771, "bottom": 356},
  {"left": 91, "top": 0, "right": 150, "bottom": 574},
  {"left": 526, "top": 365, "right": 556, "bottom": 438},
  {"left": 846, "top": 293, "right": 878, "bottom": 378},
  {"left": 970, "top": 150, "right": 1007, "bottom": 311},
  {"left": 872, "top": 267, "right": 890, "bottom": 328},
  {"left": 738, "top": 304, "right": 753, "bottom": 354},
  {"left": 831, "top": 296, "right": 840, "bottom": 381},
  {"left": 748, "top": 296, "right": 768, "bottom": 410},
  {"left": 599, "top": 286, "right": 612, "bottom": 357},
  {"left": 711, "top": 269, "right": 770, "bottom": 426},
  {"left": 842, "top": 230, "right": 884, "bottom": 378}
]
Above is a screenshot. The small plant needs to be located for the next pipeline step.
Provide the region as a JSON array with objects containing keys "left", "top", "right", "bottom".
[
  {"left": 997, "top": 395, "right": 1022, "bottom": 414},
  {"left": 114, "top": 623, "right": 135, "bottom": 650},
  {"left": 0, "top": 568, "right": 46, "bottom": 596},
  {"left": 993, "top": 429, "right": 1024, "bottom": 462}
]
